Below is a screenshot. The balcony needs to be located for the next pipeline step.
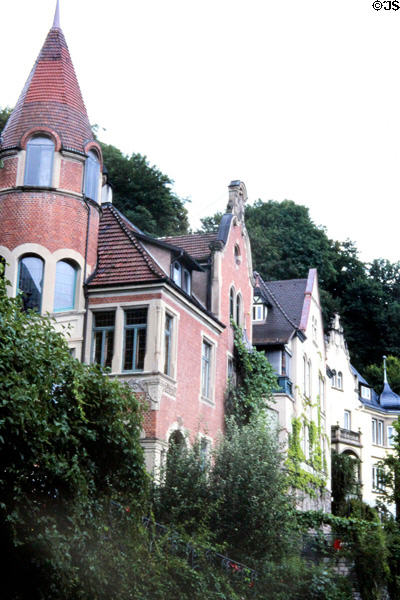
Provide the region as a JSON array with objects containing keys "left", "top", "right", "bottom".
[
  {"left": 331, "top": 425, "right": 362, "bottom": 448},
  {"left": 273, "top": 376, "right": 293, "bottom": 397}
]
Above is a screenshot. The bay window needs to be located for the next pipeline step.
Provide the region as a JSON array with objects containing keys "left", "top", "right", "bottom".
[{"left": 123, "top": 308, "right": 147, "bottom": 371}]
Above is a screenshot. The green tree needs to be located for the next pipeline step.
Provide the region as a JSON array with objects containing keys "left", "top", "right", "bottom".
[
  {"left": 0, "top": 266, "right": 148, "bottom": 598},
  {"left": 100, "top": 142, "right": 189, "bottom": 236},
  {"left": 0, "top": 105, "right": 12, "bottom": 132},
  {"left": 365, "top": 355, "right": 400, "bottom": 396}
]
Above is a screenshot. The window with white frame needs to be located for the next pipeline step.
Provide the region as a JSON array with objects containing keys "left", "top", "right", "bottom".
[
  {"left": 201, "top": 340, "right": 212, "bottom": 399},
  {"left": 372, "top": 465, "right": 385, "bottom": 491},
  {"left": 123, "top": 308, "right": 148, "bottom": 371},
  {"left": 337, "top": 371, "right": 343, "bottom": 390},
  {"left": 360, "top": 385, "right": 371, "bottom": 400},
  {"left": 84, "top": 150, "right": 100, "bottom": 202},
  {"left": 54, "top": 259, "right": 78, "bottom": 312},
  {"left": 164, "top": 313, "right": 173, "bottom": 376},
  {"left": 307, "top": 359, "right": 312, "bottom": 397},
  {"left": 24, "top": 135, "right": 55, "bottom": 187},
  {"left": 18, "top": 254, "right": 44, "bottom": 312},
  {"left": 92, "top": 311, "right": 115, "bottom": 368},
  {"left": 267, "top": 350, "right": 282, "bottom": 375},
  {"left": 252, "top": 302, "right": 266, "bottom": 321},
  {"left": 172, "top": 261, "right": 191, "bottom": 294},
  {"left": 344, "top": 410, "right": 351, "bottom": 431},
  {"left": 319, "top": 375, "right": 325, "bottom": 411},
  {"left": 388, "top": 426, "right": 395, "bottom": 447},
  {"left": 331, "top": 370, "right": 336, "bottom": 388},
  {"left": 372, "top": 418, "right": 384, "bottom": 445}
]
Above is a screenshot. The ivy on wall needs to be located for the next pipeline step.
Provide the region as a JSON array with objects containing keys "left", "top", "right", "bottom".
[{"left": 286, "top": 392, "right": 328, "bottom": 497}]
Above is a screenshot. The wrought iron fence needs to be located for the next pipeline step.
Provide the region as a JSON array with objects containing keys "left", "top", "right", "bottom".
[{"left": 108, "top": 500, "right": 257, "bottom": 589}]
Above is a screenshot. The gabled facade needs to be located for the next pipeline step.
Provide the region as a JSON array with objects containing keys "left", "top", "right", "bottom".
[
  {"left": 253, "top": 269, "right": 331, "bottom": 511},
  {"left": 328, "top": 320, "right": 400, "bottom": 509},
  {"left": 0, "top": 5, "right": 254, "bottom": 474}
]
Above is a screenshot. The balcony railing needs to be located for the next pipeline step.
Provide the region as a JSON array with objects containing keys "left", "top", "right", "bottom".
[
  {"left": 273, "top": 376, "right": 293, "bottom": 396},
  {"left": 331, "top": 425, "right": 361, "bottom": 447}
]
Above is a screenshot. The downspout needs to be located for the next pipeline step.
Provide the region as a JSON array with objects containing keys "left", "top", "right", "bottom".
[{"left": 80, "top": 196, "right": 91, "bottom": 363}]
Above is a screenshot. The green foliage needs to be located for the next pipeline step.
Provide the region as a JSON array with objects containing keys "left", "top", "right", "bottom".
[
  {"left": 202, "top": 202, "right": 400, "bottom": 372},
  {"left": 331, "top": 451, "right": 361, "bottom": 515},
  {"left": 299, "top": 509, "right": 389, "bottom": 600},
  {"left": 286, "top": 413, "right": 327, "bottom": 497},
  {"left": 365, "top": 355, "right": 400, "bottom": 395},
  {"left": 0, "top": 271, "right": 148, "bottom": 598},
  {"left": 0, "top": 105, "right": 12, "bottom": 133},
  {"left": 153, "top": 416, "right": 296, "bottom": 565},
  {"left": 197, "top": 211, "right": 223, "bottom": 233},
  {"left": 100, "top": 142, "right": 189, "bottom": 236},
  {"left": 226, "top": 323, "right": 277, "bottom": 425}
]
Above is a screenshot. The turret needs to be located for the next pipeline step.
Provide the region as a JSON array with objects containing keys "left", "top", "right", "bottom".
[{"left": 0, "top": 1, "right": 103, "bottom": 356}]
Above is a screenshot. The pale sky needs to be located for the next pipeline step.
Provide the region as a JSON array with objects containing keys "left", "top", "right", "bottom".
[{"left": 2, "top": 0, "right": 400, "bottom": 263}]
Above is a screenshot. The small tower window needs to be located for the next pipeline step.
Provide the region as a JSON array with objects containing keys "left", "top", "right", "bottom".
[
  {"left": 54, "top": 260, "right": 78, "bottom": 312},
  {"left": 24, "top": 136, "right": 54, "bottom": 187},
  {"left": 229, "top": 287, "right": 235, "bottom": 320},
  {"left": 84, "top": 150, "right": 100, "bottom": 202},
  {"left": 18, "top": 254, "right": 44, "bottom": 311}
]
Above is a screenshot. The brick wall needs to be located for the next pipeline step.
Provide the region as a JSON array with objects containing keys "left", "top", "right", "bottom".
[
  {"left": 59, "top": 158, "right": 83, "bottom": 194},
  {"left": 0, "top": 156, "right": 18, "bottom": 189},
  {"left": 0, "top": 191, "right": 99, "bottom": 270}
]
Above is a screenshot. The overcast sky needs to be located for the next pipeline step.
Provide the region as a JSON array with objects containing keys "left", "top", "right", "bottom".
[{"left": 2, "top": 0, "right": 400, "bottom": 263}]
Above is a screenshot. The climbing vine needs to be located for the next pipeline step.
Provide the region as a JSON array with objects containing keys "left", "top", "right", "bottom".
[
  {"left": 226, "top": 323, "right": 277, "bottom": 425},
  {"left": 286, "top": 394, "right": 328, "bottom": 497}
]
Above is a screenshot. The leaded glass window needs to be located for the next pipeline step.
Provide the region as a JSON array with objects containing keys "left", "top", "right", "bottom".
[
  {"left": 123, "top": 307, "right": 148, "bottom": 371},
  {"left": 92, "top": 311, "right": 115, "bottom": 368},
  {"left": 18, "top": 254, "right": 44, "bottom": 311},
  {"left": 24, "top": 136, "right": 54, "bottom": 187},
  {"left": 54, "top": 260, "right": 77, "bottom": 312}
]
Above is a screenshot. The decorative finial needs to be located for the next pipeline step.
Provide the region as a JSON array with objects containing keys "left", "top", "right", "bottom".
[
  {"left": 53, "top": 0, "right": 61, "bottom": 29},
  {"left": 383, "top": 355, "right": 388, "bottom": 384}
]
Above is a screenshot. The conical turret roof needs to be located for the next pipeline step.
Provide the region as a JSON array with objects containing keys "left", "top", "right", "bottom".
[
  {"left": 1, "top": 14, "right": 94, "bottom": 154},
  {"left": 380, "top": 356, "right": 400, "bottom": 409}
]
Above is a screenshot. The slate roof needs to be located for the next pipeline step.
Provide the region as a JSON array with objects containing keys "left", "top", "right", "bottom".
[
  {"left": 351, "top": 365, "right": 400, "bottom": 413},
  {"left": 88, "top": 205, "right": 167, "bottom": 287},
  {"left": 252, "top": 273, "right": 307, "bottom": 345},
  {"left": 161, "top": 232, "right": 218, "bottom": 261},
  {"left": 1, "top": 25, "right": 93, "bottom": 154}
]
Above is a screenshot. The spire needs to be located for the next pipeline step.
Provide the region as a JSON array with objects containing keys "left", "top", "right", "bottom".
[
  {"left": 380, "top": 355, "right": 400, "bottom": 409},
  {"left": 383, "top": 355, "right": 388, "bottom": 384},
  {"left": 1, "top": 11, "right": 94, "bottom": 154},
  {"left": 53, "top": 0, "right": 61, "bottom": 29}
]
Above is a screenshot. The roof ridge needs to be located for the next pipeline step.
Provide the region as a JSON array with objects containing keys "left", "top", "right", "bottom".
[
  {"left": 107, "top": 205, "right": 166, "bottom": 280},
  {"left": 258, "top": 277, "right": 299, "bottom": 332}
]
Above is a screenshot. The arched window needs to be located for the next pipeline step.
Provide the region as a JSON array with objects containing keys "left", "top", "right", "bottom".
[
  {"left": 54, "top": 260, "right": 78, "bottom": 312},
  {"left": 337, "top": 371, "right": 343, "bottom": 389},
  {"left": 236, "top": 293, "right": 242, "bottom": 325},
  {"left": 18, "top": 254, "right": 44, "bottom": 311},
  {"left": 229, "top": 287, "right": 235, "bottom": 320},
  {"left": 24, "top": 136, "right": 54, "bottom": 187},
  {"left": 234, "top": 244, "right": 241, "bottom": 265},
  {"left": 84, "top": 150, "right": 100, "bottom": 202}
]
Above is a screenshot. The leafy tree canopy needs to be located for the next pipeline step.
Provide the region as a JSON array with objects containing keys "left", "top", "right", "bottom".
[
  {"left": 100, "top": 142, "right": 189, "bottom": 236},
  {"left": 0, "top": 105, "right": 12, "bottom": 133},
  {"left": 200, "top": 200, "right": 400, "bottom": 373},
  {"left": 0, "top": 267, "right": 148, "bottom": 598}
]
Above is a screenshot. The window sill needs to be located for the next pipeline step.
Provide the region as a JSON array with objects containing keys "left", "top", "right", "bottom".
[{"left": 200, "top": 394, "right": 215, "bottom": 407}]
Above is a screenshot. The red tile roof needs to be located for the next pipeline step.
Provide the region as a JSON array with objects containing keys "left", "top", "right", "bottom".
[
  {"left": 88, "top": 205, "right": 167, "bottom": 287},
  {"left": 1, "top": 26, "right": 93, "bottom": 154},
  {"left": 160, "top": 232, "right": 218, "bottom": 260}
]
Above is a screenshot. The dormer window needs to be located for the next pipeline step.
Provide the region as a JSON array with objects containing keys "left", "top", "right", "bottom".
[
  {"left": 84, "top": 150, "right": 100, "bottom": 202},
  {"left": 24, "top": 136, "right": 54, "bottom": 187},
  {"left": 172, "top": 261, "right": 191, "bottom": 294}
]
